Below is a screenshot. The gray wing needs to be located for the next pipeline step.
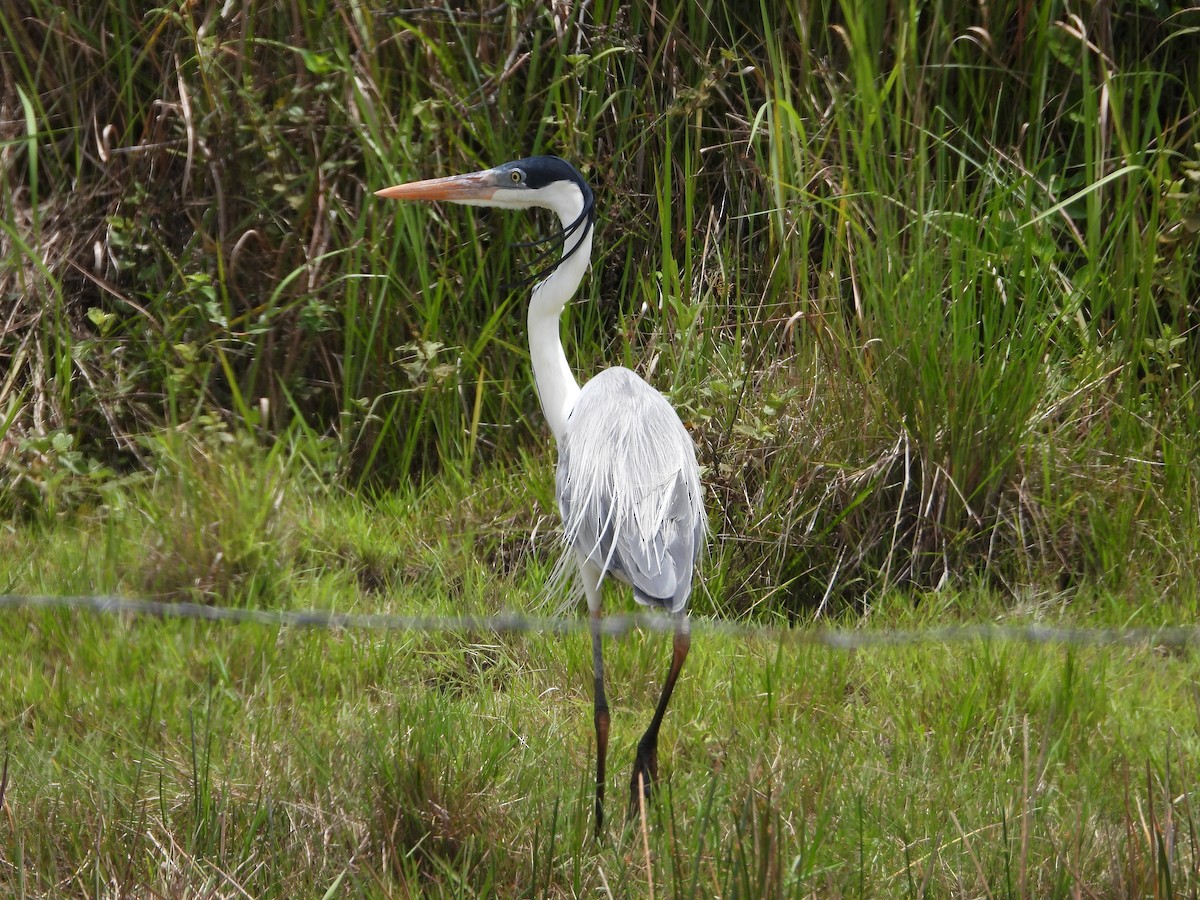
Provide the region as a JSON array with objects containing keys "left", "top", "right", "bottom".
[{"left": 556, "top": 367, "right": 706, "bottom": 613}]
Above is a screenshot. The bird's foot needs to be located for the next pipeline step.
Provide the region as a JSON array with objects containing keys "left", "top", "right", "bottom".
[{"left": 628, "top": 746, "right": 658, "bottom": 819}]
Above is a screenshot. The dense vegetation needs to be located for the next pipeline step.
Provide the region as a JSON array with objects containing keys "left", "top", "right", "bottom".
[
  {"left": 2, "top": 0, "right": 1196, "bottom": 607},
  {"left": 3, "top": 0, "right": 1200, "bottom": 895}
]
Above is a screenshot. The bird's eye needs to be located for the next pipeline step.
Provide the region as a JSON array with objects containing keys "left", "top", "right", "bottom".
[{"left": 510, "top": 169, "right": 524, "bottom": 184}]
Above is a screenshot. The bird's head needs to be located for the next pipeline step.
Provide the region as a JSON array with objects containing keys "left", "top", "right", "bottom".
[
  {"left": 376, "top": 155, "right": 596, "bottom": 285},
  {"left": 375, "top": 155, "right": 593, "bottom": 219}
]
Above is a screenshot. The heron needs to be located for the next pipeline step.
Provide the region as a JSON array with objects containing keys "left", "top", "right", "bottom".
[{"left": 375, "top": 155, "right": 705, "bottom": 834}]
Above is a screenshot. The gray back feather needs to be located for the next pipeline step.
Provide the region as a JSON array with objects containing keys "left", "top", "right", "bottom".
[{"left": 556, "top": 367, "right": 706, "bottom": 612}]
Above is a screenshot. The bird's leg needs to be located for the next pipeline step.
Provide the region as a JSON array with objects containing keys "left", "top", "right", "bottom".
[
  {"left": 591, "top": 606, "right": 609, "bottom": 838},
  {"left": 629, "top": 613, "right": 690, "bottom": 819},
  {"left": 580, "top": 558, "right": 609, "bottom": 839}
]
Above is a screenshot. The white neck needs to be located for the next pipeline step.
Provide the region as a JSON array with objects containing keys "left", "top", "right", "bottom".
[{"left": 527, "top": 187, "right": 592, "bottom": 439}]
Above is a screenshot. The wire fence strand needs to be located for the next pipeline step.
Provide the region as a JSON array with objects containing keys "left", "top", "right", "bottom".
[{"left": 2, "top": 593, "right": 1199, "bottom": 650}]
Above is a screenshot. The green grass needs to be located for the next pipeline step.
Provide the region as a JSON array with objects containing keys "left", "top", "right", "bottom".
[
  {"left": 3, "top": 0, "right": 1200, "bottom": 894},
  {"left": 3, "top": 0, "right": 1199, "bottom": 604},
  {"left": 2, "top": 455, "right": 1200, "bottom": 896}
]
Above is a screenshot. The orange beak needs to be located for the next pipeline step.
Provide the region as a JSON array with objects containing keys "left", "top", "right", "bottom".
[{"left": 374, "top": 169, "right": 500, "bottom": 202}]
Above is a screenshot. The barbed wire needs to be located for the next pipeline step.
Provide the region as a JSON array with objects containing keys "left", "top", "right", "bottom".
[{"left": 1, "top": 593, "right": 1199, "bottom": 650}]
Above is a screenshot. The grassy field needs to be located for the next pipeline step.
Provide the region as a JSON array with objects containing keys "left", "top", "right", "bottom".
[
  {"left": 3, "top": 0, "right": 1200, "bottom": 895},
  {"left": 2, "top": 452, "right": 1200, "bottom": 897}
]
